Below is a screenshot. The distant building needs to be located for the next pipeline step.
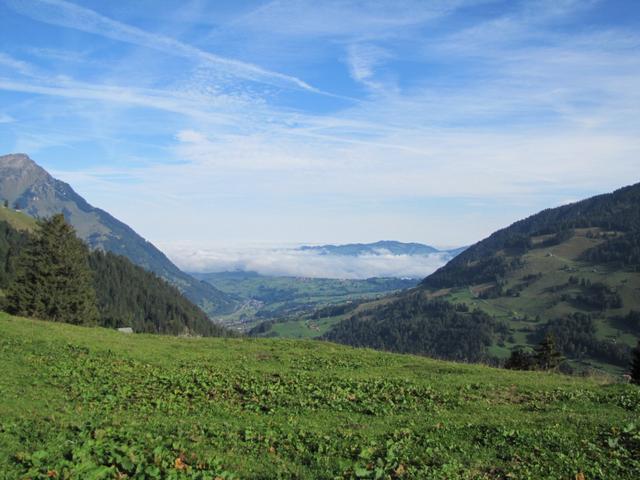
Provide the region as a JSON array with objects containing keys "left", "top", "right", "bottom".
[{"left": 117, "top": 327, "right": 134, "bottom": 334}]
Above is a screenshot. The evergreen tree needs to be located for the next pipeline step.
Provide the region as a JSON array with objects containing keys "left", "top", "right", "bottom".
[
  {"left": 631, "top": 340, "right": 640, "bottom": 385},
  {"left": 6, "top": 214, "right": 98, "bottom": 325},
  {"left": 534, "top": 334, "right": 563, "bottom": 371},
  {"left": 504, "top": 348, "right": 534, "bottom": 370}
]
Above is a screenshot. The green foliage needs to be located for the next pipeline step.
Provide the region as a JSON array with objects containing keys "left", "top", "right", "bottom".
[
  {"left": 323, "top": 298, "right": 503, "bottom": 362},
  {"left": 534, "top": 334, "right": 564, "bottom": 371},
  {"left": 89, "top": 251, "right": 233, "bottom": 337},
  {"left": 573, "top": 281, "right": 623, "bottom": 310},
  {"left": 0, "top": 220, "right": 29, "bottom": 291},
  {"left": 0, "top": 216, "right": 232, "bottom": 337},
  {"left": 615, "top": 311, "right": 640, "bottom": 336},
  {"left": 505, "top": 335, "right": 568, "bottom": 372},
  {"left": 504, "top": 348, "right": 535, "bottom": 371},
  {"left": 632, "top": 342, "right": 640, "bottom": 385},
  {"left": 1, "top": 314, "right": 639, "bottom": 479},
  {"left": 583, "top": 231, "right": 640, "bottom": 271},
  {"left": 6, "top": 214, "right": 98, "bottom": 325},
  {"left": 535, "top": 314, "right": 631, "bottom": 367}
]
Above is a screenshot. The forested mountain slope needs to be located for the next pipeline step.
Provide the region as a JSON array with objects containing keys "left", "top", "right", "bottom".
[
  {"left": 0, "top": 153, "right": 237, "bottom": 315},
  {"left": 422, "top": 182, "right": 640, "bottom": 289},
  {"left": 0, "top": 214, "right": 231, "bottom": 337}
]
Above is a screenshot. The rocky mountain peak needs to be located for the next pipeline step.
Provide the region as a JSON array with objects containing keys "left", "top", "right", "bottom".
[{"left": 0, "top": 153, "right": 45, "bottom": 173}]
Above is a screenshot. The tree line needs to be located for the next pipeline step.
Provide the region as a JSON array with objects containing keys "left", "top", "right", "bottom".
[{"left": 0, "top": 215, "right": 232, "bottom": 337}]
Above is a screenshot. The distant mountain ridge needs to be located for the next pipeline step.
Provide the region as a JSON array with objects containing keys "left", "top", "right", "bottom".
[
  {"left": 299, "top": 240, "right": 462, "bottom": 257},
  {"left": 0, "top": 153, "right": 236, "bottom": 315}
]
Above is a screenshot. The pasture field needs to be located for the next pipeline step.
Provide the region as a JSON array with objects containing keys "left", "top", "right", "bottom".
[{"left": 1, "top": 312, "right": 639, "bottom": 479}]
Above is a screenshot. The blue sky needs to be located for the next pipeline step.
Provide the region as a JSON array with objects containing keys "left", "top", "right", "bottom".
[{"left": 1, "top": 0, "right": 639, "bottom": 260}]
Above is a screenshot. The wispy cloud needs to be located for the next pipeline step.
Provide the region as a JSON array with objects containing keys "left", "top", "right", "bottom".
[
  {"left": 345, "top": 44, "right": 394, "bottom": 91},
  {"left": 0, "top": 52, "right": 37, "bottom": 76},
  {"left": 4, "top": 0, "right": 325, "bottom": 93},
  {"left": 0, "top": 113, "right": 15, "bottom": 123},
  {"left": 236, "top": 0, "right": 477, "bottom": 38},
  {"left": 1, "top": 0, "right": 639, "bottom": 250}
]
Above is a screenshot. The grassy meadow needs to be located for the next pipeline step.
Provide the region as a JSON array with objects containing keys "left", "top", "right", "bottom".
[
  {"left": 1, "top": 312, "right": 639, "bottom": 479},
  {"left": 0, "top": 207, "right": 37, "bottom": 232}
]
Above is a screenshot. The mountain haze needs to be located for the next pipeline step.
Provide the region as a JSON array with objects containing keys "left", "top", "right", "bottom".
[{"left": 0, "top": 154, "right": 236, "bottom": 316}]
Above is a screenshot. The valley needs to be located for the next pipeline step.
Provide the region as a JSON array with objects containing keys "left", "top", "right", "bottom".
[{"left": 195, "top": 270, "right": 418, "bottom": 330}]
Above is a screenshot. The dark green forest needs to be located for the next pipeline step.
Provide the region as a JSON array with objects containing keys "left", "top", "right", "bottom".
[
  {"left": 89, "top": 251, "right": 230, "bottom": 336},
  {"left": 0, "top": 220, "right": 29, "bottom": 290},
  {"left": 0, "top": 217, "right": 231, "bottom": 337},
  {"left": 6, "top": 215, "right": 99, "bottom": 325},
  {"left": 323, "top": 297, "right": 504, "bottom": 362},
  {"left": 533, "top": 313, "right": 632, "bottom": 367}
]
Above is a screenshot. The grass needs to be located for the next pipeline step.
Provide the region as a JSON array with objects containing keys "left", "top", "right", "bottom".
[
  {"left": 267, "top": 315, "right": 347, "bottom": 339},
  {"left": 1, "top": 312, "right": 639, "bottom": 479},
  {"left": 0, "top": 207, "right": 37, "bottom": 231}
]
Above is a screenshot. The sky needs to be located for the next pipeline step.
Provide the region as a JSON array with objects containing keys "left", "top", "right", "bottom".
[{"left": 1, "top": 0, "right": 639, "bottom": 271}]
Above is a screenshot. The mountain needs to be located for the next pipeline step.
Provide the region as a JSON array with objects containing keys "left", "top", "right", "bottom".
[
  {"left": 422, "top": 182, "right": 640, "bottom": 289},
  {"left": 322, "top": 183, "right": 640, "bottom": 373},
  {"left": 299, "top": 240, "right": 452, "bottom": 256},
  {"left": 0, "top": 153, "right": 236, "bottom": 315},
  {"left": 0, "top": 210, "right": 231, "bottom": 336}
]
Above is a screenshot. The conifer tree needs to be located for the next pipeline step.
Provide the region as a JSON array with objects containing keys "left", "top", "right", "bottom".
[
  {"left": 504, "top": 348, "right": 534, "bottom": 370},
  {"left": 6, "top": 214, "right": 98, "bottom": 325},
  {"left": 534, "top": 333, "right": 563, "bottom": 371},
  {"left": 631, "top": 340, "right": 640, "bottom": 385}
]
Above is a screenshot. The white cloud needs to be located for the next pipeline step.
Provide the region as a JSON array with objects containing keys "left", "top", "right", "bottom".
[
  {"left": 163, "top": 245, "right": 450, "bottom": 279},
  {"left": 345, "top": 44, "right": 393, "bottom": 91}
]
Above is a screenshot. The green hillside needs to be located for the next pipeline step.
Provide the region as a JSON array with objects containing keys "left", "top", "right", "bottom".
[
  {"left": 196, "top": 271, "right": 416, "bottom": 330},
  {"left": 320, "top": 184, "right": 640, "bottom": 373},
  {"left": 0, "top": 206, "right": 37, "bottom": 231},
  {"left": 1, "top": 313, "right": 639, "bottom": 479}
]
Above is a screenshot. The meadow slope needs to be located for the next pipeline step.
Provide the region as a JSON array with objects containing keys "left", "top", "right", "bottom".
[{"left": 1, "top": 313, "right": 639, "bottom": 479}]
